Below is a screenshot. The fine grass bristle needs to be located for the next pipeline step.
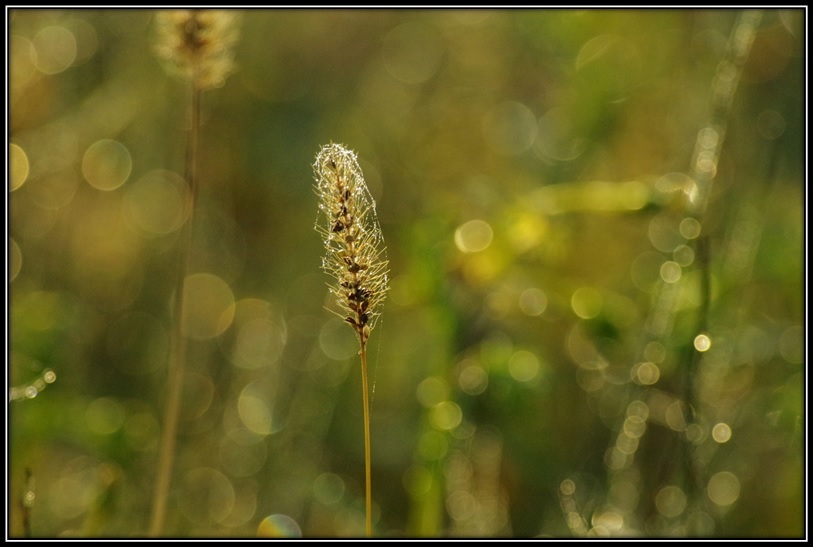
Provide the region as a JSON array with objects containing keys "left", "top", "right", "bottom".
[{"left": 314, "top": 143, "right": 389, "bottom": 345}]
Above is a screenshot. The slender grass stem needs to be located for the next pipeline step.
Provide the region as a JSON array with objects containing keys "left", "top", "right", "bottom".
[
  {"left": 148, "top": 11, "right": 238, "bottom": 535},
  {"left": 360, "top": 339, "right": 372, "bottom": 538},
  {"left": 149, "top": 67, "right": 201, "bottom": 538}
]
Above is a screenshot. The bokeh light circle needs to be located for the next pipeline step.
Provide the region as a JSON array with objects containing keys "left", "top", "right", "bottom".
[
  {"left": 10, "top": 238, "right": 23, "bottom": 282},
  {"left": 707, "top": 471, "right": 741, "bottom": 506},
  {"left": 318, "top": 318, "right": 359, "bottom": 361},
  {"left": 33, "top": 25, "right": 77, "bottom": 74},
  {"left": 181, "top": 273, "right": 236, "bottom": 340},
  {"left": 382, "top": 21, "right": 444, "bottom": 84},
  {"left": 430, "top": 400, "right": 463, "bottom": 431},
  {"left": 571, "top": 287, "right": 603, "bottom": 319},
  {"left": 257, "top": 514, "right": 302, "bottom": 538},
  {"left": 711, "top": 423, "right": 732, "bottom": 443},
  {"left": 10, "top": 143, "right": 29, "bottom": 191},
  {"left": 124, "top": 170, "right": 190, "bottom": 235},
  {"left": 455, "top": 219, "right": 493, "bottom": 253},
  {"left": 483, "top": 101, "right": 538, "bottom": 155},
  {"left": 694, "top": 334, "right": 712, "bottom": 352},
  {"left": 178, "top": 467, "right": 235, "bottom": 525},
  {"left": 655, "top": 485, "right": 687, "bottom": 518},
  {"left": 82, "top": 139, "right": 132, "bottom": 191}
]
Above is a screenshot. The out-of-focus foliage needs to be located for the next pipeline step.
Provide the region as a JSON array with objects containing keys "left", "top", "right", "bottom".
[{"left": 8, "top": 8, "right": 805, "bottom": 538}]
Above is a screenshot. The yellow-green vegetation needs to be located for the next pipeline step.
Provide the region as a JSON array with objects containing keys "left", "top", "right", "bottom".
[{"left": 8, "top": 8, "right": 804, "bottom": 539}]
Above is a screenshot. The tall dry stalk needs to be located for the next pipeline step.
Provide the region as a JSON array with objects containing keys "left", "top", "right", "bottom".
[
  {"left": 313, "top": 143, "right": 389, "bottom": 537},
  {"left": 149, "top": 9, "right": 239, "bottom": 536}
]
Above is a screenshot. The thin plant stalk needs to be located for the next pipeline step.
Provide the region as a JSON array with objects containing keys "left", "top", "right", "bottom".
[
  {"left": 148, "top": 10, "right": 239, "bottom": 535},
  {"left": 149, "top": 70, "right": 201, "bottom": 537},
  {"left": 314, "top": 143, "right": 389, "bottom": 537},
  {"left": 360, "top": 342, "right": 372, "bottom": 537}
]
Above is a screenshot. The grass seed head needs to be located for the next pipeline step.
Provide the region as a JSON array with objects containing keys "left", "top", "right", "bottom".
[
  {"left": 153, "top": 9, "right": 241, "bottom": 90},
  {"left": 314, "top": 143, "right": 389, "bottom": 344}
]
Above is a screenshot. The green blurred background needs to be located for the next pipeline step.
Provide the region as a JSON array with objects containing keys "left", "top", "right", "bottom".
[{"left": 8, "top": 8, "right": 805, "bottom": 538}]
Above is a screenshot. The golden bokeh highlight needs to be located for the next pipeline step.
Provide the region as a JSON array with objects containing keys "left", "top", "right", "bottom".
[
  {"left": 85, "top": 397, "right": 126, "bottom": 436},
  {"left": 560, "top": 479, "right": 576, "bottom": 496},
  {"left": 623, "top": 413, "right": 647, "bottom": 439},
  {"left": 665, "top": 400, "right": 687, "bottom": 432},
  {"left": 9, "top": 238, "right": 23, "bottom": 282},
  {"left": 124, "top": 170, "right": 190, "bottom": 236},
  {"left": 679, "top": 217, "right": 702, "bottom": 240},
  {"left": 46, "top": 457, "right": 108, "bottom": 521},
  {"left": 234, "top": 318, "right": 286, "bottom": 370},
  {"left": 318, "top": 318, "right": 360, "bottom": 361},
  {"left": 381, "top": 21, "right": 444, "bottom": 84},
  {"left": 632, "top": 361, "right": 660, "bottom": 385},
  {"left": 508, "top": 211, "right": 548, "bottom": 253},
  {"left": 181, "top": 273, "right": 236, "bottom": 340},
  {"left": 711, "top": 422, "right": 732, "bottom": 443},
  {"left": 644, "top": 341, "right": 667, "bottom": 364},
  {"left": 10, "top": 143, "right": 30, "bottom": 191},
  {"left": 29, "top": 171, "right": 81, "bottom": 210},
  {"left": 508, "top": 350, "right": 540, "bottom": 382},
  {"left": 694, "top": 334, "right": 712, "bottom": 352},
  {"left": 417, "top": 376, "right": 450, "bottom": 408},
  {"left": 64, "top": 17, "right": 99, "bottom": 66},
  {"left": 483, "top": 101, "right": 538, "bottom": 155},
  {"left": 672, "top": 244, "right": 695, "bottom": 267},
  {"left": 707, "top": 471, "right": 741, "bottom": 507},
  {"left": 430, "top": 400, "right": 463, "bottom": 431},
  {"left": 178, "top": 467, "right": 235, "bottom": 525},
  {"left": 82, "top": 139, "right": 133, "bottom": 191},
  {"left": 10, "top": 34, "right": 39, "bottom": 90},
  {"left": 33, "top": 25, "right": 77, "bottom": 74},
  {"left": 312, "top": 473, "right": 345, "bottom": 505},
  {"left": 457, "top": 359, "right": 489, "bottom": 396},
  {"left": 535, "top": 106, "right": 586, "bottom": 162},
  {"left": 226, "top": 298, "right": 288, "bottom": 370},
  {"left": 659, "top": 261, "right": 682, "bottom": 283},
  {"left": 455, "top": 219, "right": 494, "bottom": 253},
  {"left": 655, "top": 485, "right": 687, "bottom": 518},
  {"left": 571, "top": 287, "right": 603, "bottom": 319},
  {"left": 518, "top": 287, "right": 548, "bottom": 316},
  {"left": 237, "top": 382, "right": 276, "bottom": 436}
]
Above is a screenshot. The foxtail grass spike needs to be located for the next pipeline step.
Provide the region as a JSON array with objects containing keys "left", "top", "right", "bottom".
[
  {"left": 314, "top": 143, "right": 389, "bottom": 345},
  {"left": 314, "top": 143, "right": 388, "bottom": 537}
]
